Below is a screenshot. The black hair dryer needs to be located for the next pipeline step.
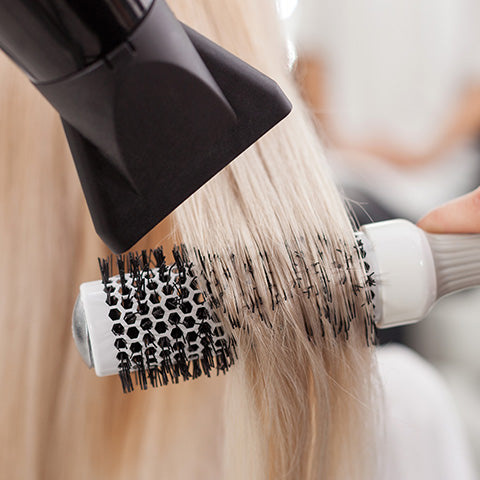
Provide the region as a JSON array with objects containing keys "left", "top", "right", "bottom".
[{"left": 0, "top": 0, "right": 291, "bottom": 253}]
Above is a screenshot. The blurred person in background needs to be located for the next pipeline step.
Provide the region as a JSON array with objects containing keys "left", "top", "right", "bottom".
[
  {"left": 285, "top": 0, "right": 480, "bottom": 472},
  {"left": 288, "top": 0, "right": 480, "bottom": 222}
]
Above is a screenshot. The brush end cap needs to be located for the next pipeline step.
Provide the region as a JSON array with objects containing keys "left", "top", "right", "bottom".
[{"left": 72, "top": 295, "right": 94, "bottom": 369}]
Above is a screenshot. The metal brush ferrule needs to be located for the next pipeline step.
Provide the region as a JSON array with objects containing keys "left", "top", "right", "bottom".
[{"left": 72, "top": 295, "right": 94, "bottom": 369}]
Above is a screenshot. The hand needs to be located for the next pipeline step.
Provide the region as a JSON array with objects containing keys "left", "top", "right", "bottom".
[{"left": 417, "top": 187, "right": 480, "bottom": 234}]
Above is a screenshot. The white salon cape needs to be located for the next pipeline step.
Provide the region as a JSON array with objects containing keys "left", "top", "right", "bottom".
[
  {"left": 377, "top": 345, "right": 477, "bottom": 480},
  {"left": 287, "top": 0, "right": 480, "bottom": 219}
]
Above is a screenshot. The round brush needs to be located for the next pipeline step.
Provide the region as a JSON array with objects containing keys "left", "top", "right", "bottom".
[{"left": 73, "top": 220, "right": 480, "bottom": 392}]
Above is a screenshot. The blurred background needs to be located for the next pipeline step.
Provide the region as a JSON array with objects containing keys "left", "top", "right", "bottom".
[{"left": 276, "top": 0, "right": 480, "bottom": 473}]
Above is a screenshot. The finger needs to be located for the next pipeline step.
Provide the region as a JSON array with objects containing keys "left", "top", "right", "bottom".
[{"left": 417, "top": 187, "right": 480, "bottom": 234}]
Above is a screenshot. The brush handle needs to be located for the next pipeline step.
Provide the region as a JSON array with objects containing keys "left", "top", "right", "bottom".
[{"left": 427, "top": 233, "right": 480, "bottom": 298}]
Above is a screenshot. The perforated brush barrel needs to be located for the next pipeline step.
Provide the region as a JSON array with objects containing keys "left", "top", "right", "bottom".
[{"left": 74, "top": 249, "right": 236, "bottom": 393}]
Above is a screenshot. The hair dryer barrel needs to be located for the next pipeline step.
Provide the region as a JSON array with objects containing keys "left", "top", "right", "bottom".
[{"left": 0, "top": 0, "right": 154, "bottom": 82}]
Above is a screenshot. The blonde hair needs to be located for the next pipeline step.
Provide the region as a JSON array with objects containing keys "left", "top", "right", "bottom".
[
  {"left": 0, "top": 51, "right": 225, "bottom": 480},
  {"left": 0, "top": 1, "right": 378, "bottom": 479},
  {"left": 172, "top": 1, "right": 378, "bottom": 479}
]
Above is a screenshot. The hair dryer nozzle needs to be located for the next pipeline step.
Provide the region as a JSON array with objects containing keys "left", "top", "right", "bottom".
[{"left": 31, "top": 0, "right": 291, "bottom": 253}]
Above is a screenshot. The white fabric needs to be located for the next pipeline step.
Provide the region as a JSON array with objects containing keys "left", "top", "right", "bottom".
[
  {"left": 287, "top": 0, "right": 480, "bottom": 217},
  {"left": 377, "top": 345, "right": 477, "bottom": 480}
]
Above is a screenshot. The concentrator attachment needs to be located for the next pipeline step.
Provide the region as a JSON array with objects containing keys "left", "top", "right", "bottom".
[{"left": 0, "top": 0, "right": 292, "bottom": 253}]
